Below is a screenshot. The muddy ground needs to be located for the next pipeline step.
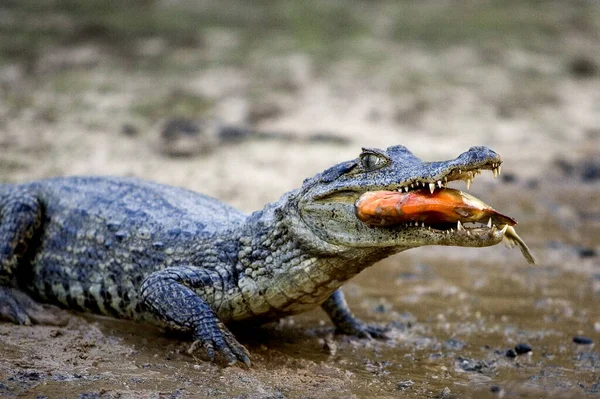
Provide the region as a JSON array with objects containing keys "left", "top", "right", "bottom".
[{"left": 1, "top": 1, "right": 600, "bottom": 398}]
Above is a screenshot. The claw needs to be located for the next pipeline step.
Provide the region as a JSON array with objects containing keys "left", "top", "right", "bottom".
[
  {"left": 204, "top": 341, "right": 215, "bottom": 362},
  {"left": 239, "top": 354, "right": 252, "bottom": 368}
]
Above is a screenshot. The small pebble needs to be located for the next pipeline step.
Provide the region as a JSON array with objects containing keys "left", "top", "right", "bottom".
[
  {"left": 444, "top": 338, "right": 466, "bottom": 350},
  {"left": 490, "top": 385, "right": 501, "bottom": 393},
  {"left": 578, "top": 248, "right": 597, "bottom": 258},
  {"left": 500, "top": 172, "right": 517, "bottom": 183},
  {"left": 374, "top": 304, "right": 388, "bottom": 313},
  {"left": 396, "top": 380, "right": 414, "bottom": 391},
  {"left": 573, "top": 336, "right": 593, "bottom": 345},
  {"left": 121, "top": 123, "right": 138, "bottom": 137},
  {"left": 569, "top": 56, "right": 599, "bottom": 78},
  {"left": 438, "top": 387, "right": 451, "bottom": 399},
  {"left": 505, "top": 349, "right": 517, "bottom": 358},
  {"left": 515, "top": 343, "right": 532, "bottom": 354},
  {"left": 320, "top": 334, "right": 338, "bottom": 356}
]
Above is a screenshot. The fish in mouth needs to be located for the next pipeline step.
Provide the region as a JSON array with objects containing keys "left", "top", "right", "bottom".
[{"left": 354, "top": 166, "right": 536, "bottom": 264}]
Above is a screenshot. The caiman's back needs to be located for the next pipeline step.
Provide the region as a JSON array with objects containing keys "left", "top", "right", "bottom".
[{"left": 0, "top": 176, "right": 247, "bottom": 319}]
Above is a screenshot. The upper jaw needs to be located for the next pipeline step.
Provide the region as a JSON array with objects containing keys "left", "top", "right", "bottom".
[
  {"left": 391, "top": 160, "right": 502, "bottom": 194},
  {"left": 311, "top": 158, "right": 502, "bottom": 203}
]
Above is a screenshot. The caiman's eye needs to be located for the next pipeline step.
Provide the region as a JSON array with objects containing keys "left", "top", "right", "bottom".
[{"left": 360, "top": 153, "right": 383, "bottom": 170}]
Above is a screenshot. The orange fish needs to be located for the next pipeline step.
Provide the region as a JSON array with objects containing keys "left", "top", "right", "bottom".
[{"left": 355, "top": 188, "right": 516, "bottom": 228}]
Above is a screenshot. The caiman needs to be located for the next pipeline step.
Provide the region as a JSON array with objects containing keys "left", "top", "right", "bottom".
[{"left": 0, "top": 145, "right": 534, "bottom": 366}]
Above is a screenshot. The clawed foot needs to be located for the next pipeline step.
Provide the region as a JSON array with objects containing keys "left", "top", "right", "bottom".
[
  {"left": 0, "top": 286, "right": 32, "bottom": 325},
  {"left": 189, "top": 320, "right": 251, "bottom": 367},
  {"left": 0, "top": 286, "right": 70, "bottom": 326},
  {"left": 335, "top": 319, "right": 390, "bottom": 340}
]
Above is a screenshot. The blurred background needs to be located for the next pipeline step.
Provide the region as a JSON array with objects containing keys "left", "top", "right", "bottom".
[{"left": 1, "top": 1, "right": 599, "bottom": 398}]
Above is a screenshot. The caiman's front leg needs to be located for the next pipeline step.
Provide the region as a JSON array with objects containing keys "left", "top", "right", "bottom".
[
  {"left": 321, "top": 289, "right": 388, "bottom": 339},
  {"left": 140, "top": 265, "right": 251, "bottom": 366}
]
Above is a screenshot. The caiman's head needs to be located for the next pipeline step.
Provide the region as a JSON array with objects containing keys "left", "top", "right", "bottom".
[{"left": 294, "top": 145, "right": 534, "bottom": 263}]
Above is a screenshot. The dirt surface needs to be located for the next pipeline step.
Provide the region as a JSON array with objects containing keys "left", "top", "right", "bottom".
[{"left": 1, "top": 1, "right": 600, "bottom": 398}]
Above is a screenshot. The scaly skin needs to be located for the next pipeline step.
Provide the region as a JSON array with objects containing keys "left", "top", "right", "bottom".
[{"left": 0, "top": 145, "right": 512, "bottom": 366}]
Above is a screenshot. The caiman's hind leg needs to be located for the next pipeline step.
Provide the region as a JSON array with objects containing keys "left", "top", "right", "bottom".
[
  {"left": 0, "top": 192, "right": 44, "bottom": 325},
  {"left": 322, "top": 289, "right": 389, "bottom": 339},
  {"left": 141, "top": 265, "right": 251, "bottom": 367}
]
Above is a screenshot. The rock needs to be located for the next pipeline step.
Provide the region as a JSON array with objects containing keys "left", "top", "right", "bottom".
[
  {"left": 306, "top": 132, "right": 350, "bottom": 145},
  {"left": 500, "top": 172, "right": 518, "bottom": 183},
  {"left": 320, "top": 334, "right": 337, "bottom": 356},
  {"left": 438, "top": 387, "right": 452, "bottom": 399},
  {"left": 374, "top": 304, "right": 388, "bottom": 313},
  {"left": 456, "top": 357, "right": 495, "bottom": 373},
  {"left": 553, "top": 156, "right": 600, "bottom": 182},
  {"left": 569, "top": 56, "right": 598, "bottom": 78},
  {"left": 505, "top": 349, "right": 517, "bottom": 358},
  {"left": 581, "top": 158, "right": 600, "bottom": 182},
  {"left": 246, "top": 102, "right": 283, "bottom": 125},
  {"left": 217, "top": 126, "right": 253, "bottom": 143},
  {"left": 121, "top": 123, "right": 138, "bottom": 137},
  {"left": 573, "top": 336, "right": 593, "bottom": 345},
  {"left": 396, "top": 380, "right": 414, "bottom": 391},
  {"left": 159, "top": 118, "right": 217, "bottom": 157},
  {"left": 443, "top": 338, "right": 466, "bottom": 350},
  {"left": 578, "top": 247, "right": 597, "bottom": 258},
  {"left": 515, "top": 343, "right": 532, "bottom": 354}
]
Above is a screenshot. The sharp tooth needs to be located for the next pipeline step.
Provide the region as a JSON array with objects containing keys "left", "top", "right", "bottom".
[
  {"left": 411, "top": 183, "right": 414, "bottom": 188},
  {"left": 491, "top": 225, "right": 497, "bottom": 233},
  {"left": 429, "top": 183, "right": 435, "bottom": 194},
  {"left": 405, "top": 186, "right": 410, "bottom": 192},
  {"left": 457, "top": 220, "right": 464, "bottom": 231},
  {"left": 458, "top": 169, "right": 462, "bottom": 175},
  {"left": 501, "top": 224, "right": 509, "bottom": 235},
  {"left": 449, "top": 228, "right": 454, "bottom": 233},
  {"left": 487, "top": 218, "right": 492, "bottom": 228},
  {"left": 444, "top": 176, "right": 448, "bottom": 183},
  {"left": 421, "top": 222, "right": 425, "bottom": 227},
  {"left": 466, "top": 178, "right": 472, "bottom": 190},
  {"left": 493, "top": 168, "right": 498, "bottom": 178},
  {"left": 466, "top": 230, "right": 471, "bottom": 236},
  {"left": 437, "top": 180, "right": 443, "bottom": 188},
  {"left": 498, "top": 165, "right": 501, "bottom": 176}
]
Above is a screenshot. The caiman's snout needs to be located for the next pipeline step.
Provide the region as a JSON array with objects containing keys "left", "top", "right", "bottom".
[{"left": 353, "top": 146, "right": 535, "bottom": 264}]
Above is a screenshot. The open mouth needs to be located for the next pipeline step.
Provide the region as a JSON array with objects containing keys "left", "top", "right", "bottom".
[{"left": 354, "top": 163, "right": 535, "bottom": 264}]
